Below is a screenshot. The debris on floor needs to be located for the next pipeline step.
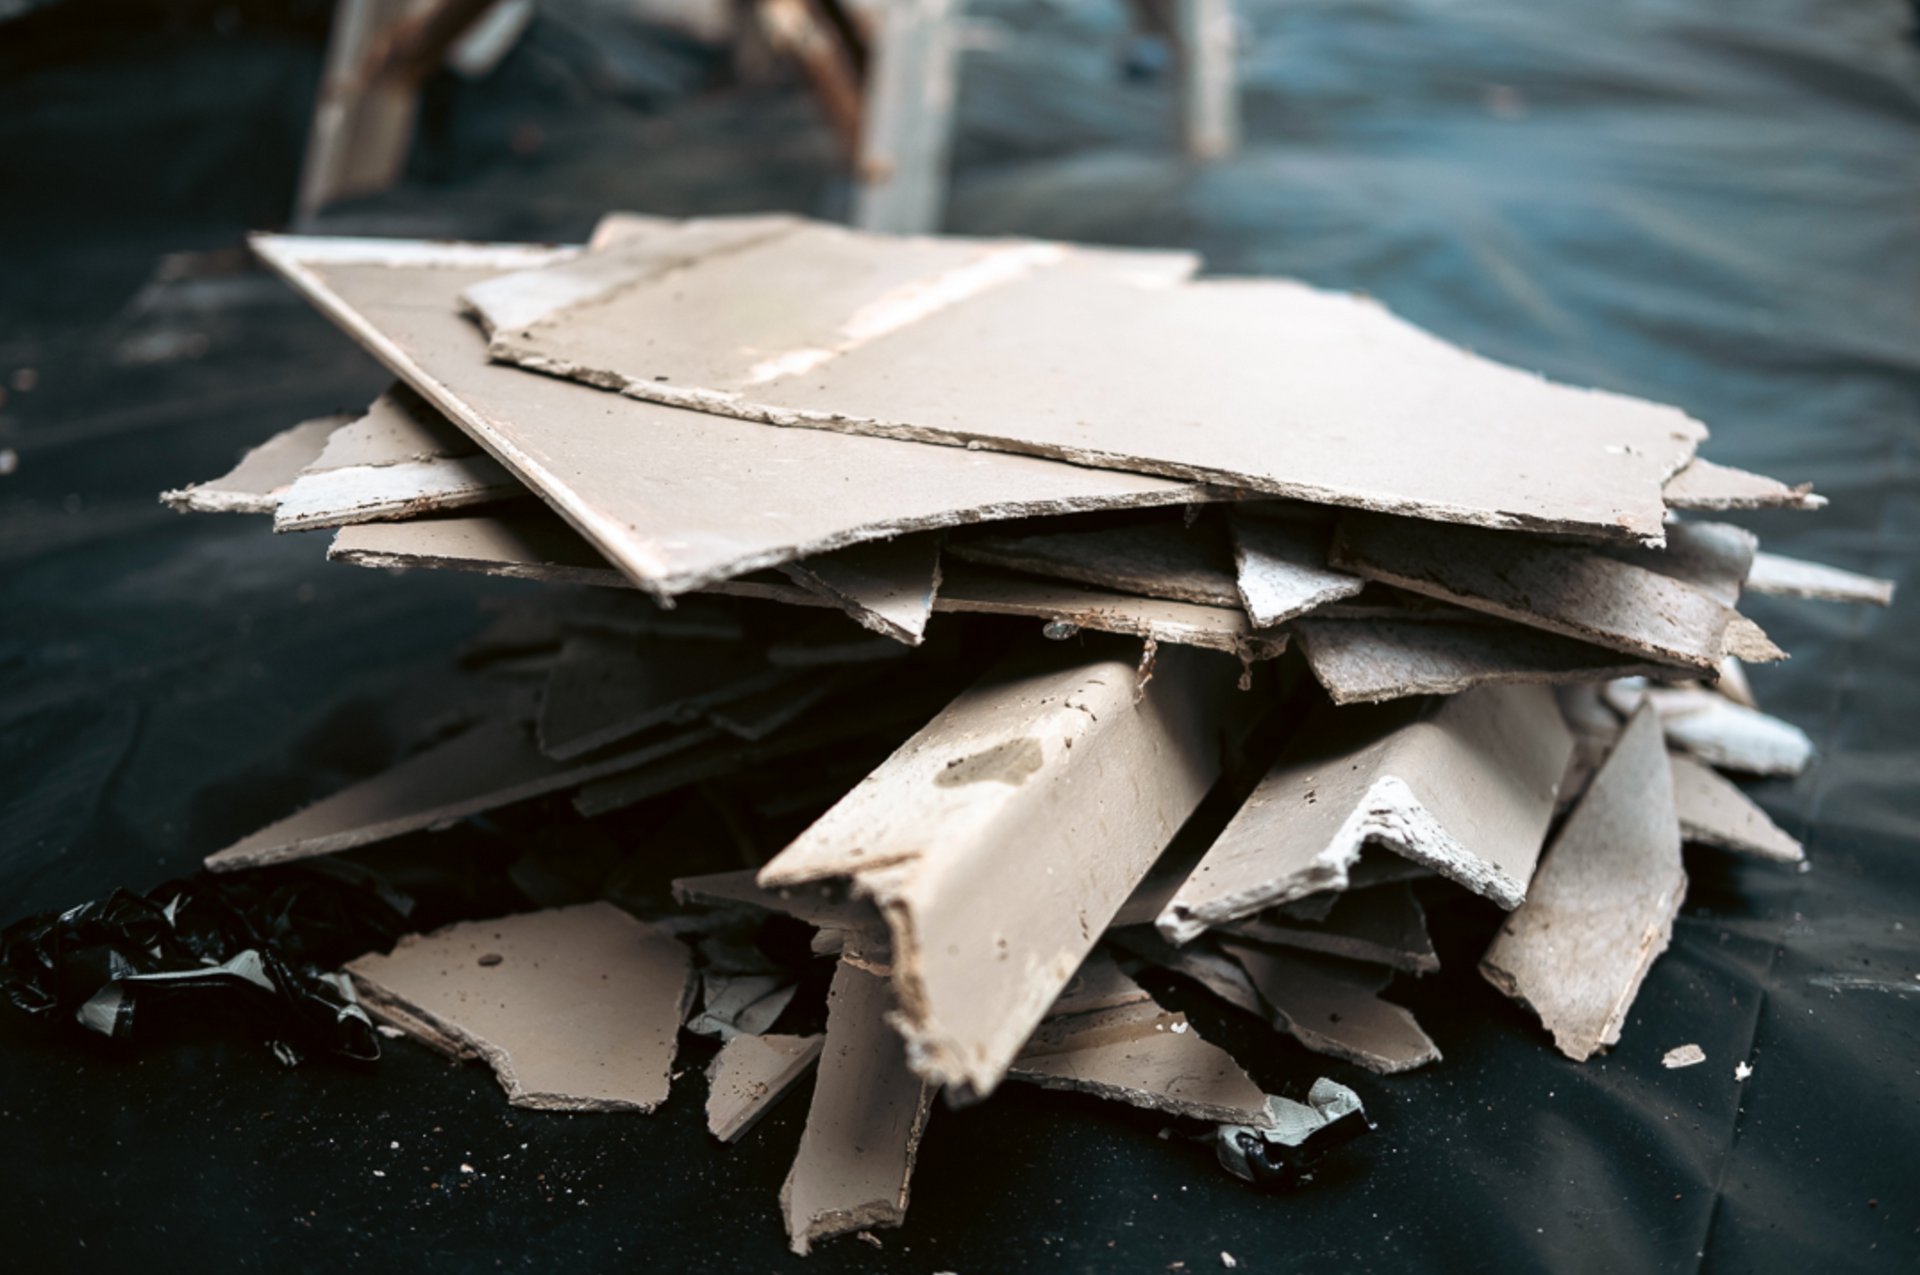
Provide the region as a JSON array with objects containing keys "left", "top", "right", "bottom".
[{"left": 82, "top": 209, "right": 1893, "bottom": 1250}]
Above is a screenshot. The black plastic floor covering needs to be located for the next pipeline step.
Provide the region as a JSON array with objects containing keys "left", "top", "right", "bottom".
[{"left": 1, "top": 1, "right": 1916, "bottom": 1271}]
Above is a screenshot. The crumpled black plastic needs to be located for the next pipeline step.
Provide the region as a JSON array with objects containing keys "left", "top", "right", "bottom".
[{"left": 0, "top": 867, "right": 411, "bottom": 1066}]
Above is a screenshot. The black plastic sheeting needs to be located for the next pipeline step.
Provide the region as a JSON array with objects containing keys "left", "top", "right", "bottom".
[
  {"left": 1, "top": 0, "right": 1916, "bottom": 1271},
  {"left": 0, "top": 867, "right": 409, "bottom": 1065}
]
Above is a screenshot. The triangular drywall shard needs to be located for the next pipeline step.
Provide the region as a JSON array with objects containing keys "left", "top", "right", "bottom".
[
  {"left": 1744, "top": 552, "right": 1896, "bottom": 606},
  {"left": 781, "top": 959, "right": 935, "bottom": 1256},
  {"left": 707, "top": 1033, "right": 825, "bottom": 1143},
  {"left": 1008, "top": 971, "right": 1274, "bottom": 1126},
  {"left": 478, "top": 217, "right": 1702, "bottom": 544},
  {"left": 1228, "top": 512, "right": 1365, "bottom": 627},
  {"left": 1668, "top": 750, "right": 1803, "bottom": 862},
  {"left": 1292, "top": 616, "right": 1671, "bottom": 705},
  {"left": 1219, "top": 880, "right": 1438, "bottom": 974},
  {"left": 160, "top": 414, "right": 348, "bottom": 514},
  {"left": 273, "top": 385, "right": 520, "bottom": 532},
  {"left": 757, "top": 640, "right": 1251, "bottom": 1103},
  {"left": 345, "top": 903, "right": 693, "bottom": 1110},
  {"left": 1480, "top": 703, "right": 1688, "bottom": 1061},
  {"left": 1661, "top": 457, "right": 1825, "bottom": 511},
  {"left": 779, "top": 534, "right": 944, "bottom": 645},
  {"left": 1218, "top": 941, "right": 1441, "bottom": 1074},
  {"left": 1159, "top": 685, "right": 1571, "bottom": 944},
  {"left": 1330, "top": 514, "right": 1737, "bottom": 673},
  {"left": 946, "top": 519, "right": 1241, "bottom": 608},
  {"left": 203, "top": 718, "right": 719, "bottom": 872}
]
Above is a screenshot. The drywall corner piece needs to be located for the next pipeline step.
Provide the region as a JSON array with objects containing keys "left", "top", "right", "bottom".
[
  {"left": 1158, "top": 685, "right": 1572, "bottom": 944},
  {"left": 780, "top": 959, "right": 934, "bottom": 1256},
  {"left": 159, "top": 415, "right": 348, "bottom": 513},
  {"left": 1479, "top": 703, "right": 1687, "bottom": 1061},
  {"left": 344, "top": 903, "right": 692, "bottom": 1110},
  {"left": 756, "top": 640, "right": 1247, "bottom": 1104},
  {"left": 707, "top": 1032, "right": 825, "bottom": 1143},
  {"left": 1668, "top": 750, "right": 1803, "bottom": 863},
  {"left": 779, "top": 533, "right": 944, "bottom": 645}
]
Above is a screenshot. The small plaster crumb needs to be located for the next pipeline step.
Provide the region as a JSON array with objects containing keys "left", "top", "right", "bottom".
[
  {"left": 1735, "top": 1062, "right": 1753, "bottom": 1081},
  {"left": 1222, "top": 1253, "right": 1238, "bottom": 1269},
  {"left": 855, "top": 1231, "right": 883, "bottom": 1250},
  {"left": 460, "top": 1163, "right": 475, "bottom": 1173},
  {"left": 1171, "top": 1021, "right": 1189, "bottom": 1034},
  {"left": 1662, "top": 1044, "right": 1706, "bottom": 1069}
]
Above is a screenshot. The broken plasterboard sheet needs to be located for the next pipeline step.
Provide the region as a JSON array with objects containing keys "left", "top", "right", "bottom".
[
  {"left": 945, "top": 519, "right": 1241, "bottom": 608},
  {"left": 273, "top": 385, "right": 521, "bottom": 532},
  {"left": 1745, "top": 551, "right": 1896, "bottom": 606},
  {"left": 1268, "top": 846, "right": 1439, "bottom": 923},
  {"left": 673, "top": 869, "right": 884, "bottom": 938},
  {"left": 708, "top": 666, "right": 871, "bottom": 741},
  {"left": 1219, "top": 880, "right": 1438, "bottom": 975},
  {"left": 1330, "top": 514, "right": 1735, "bottom": 674},
  {"left": 1228, "top": 512, "right": 1366, "bottom": 627},
  {"left": 345, "top": 902, "right": 693, "bottom": 1110},
  {"left": 935, "top": 565, "right": 1288, "bottom": 662},
  {"left": 1601, "top": 520, "right": 1757, "bottom": 608},
  {"left": 1159, "top": 685, "right": 1572, "bottom": 944},
  {"left": 687, "top": 972, "right": 798, "bottom": 1040},
  {"left": 1662, "top": 458, "right": 1825, "bottom": 511},
  {"left": 249, "top": 234, "right": 1222, "bottom": 598},
  {"left": 707, "top": 1032, "right": 825, "bottom": 1143},
  {"left": 204, "top": 718, "right": 718, "bottom": 872},
  {"left": 467, "top": 214, "right": 1200, "bottom": 361},
  {"left": 1104, "top": 927, "right": 1268, "bottom": 1019},
  {"left": 323, "top": 499, "right": 1290, "bottom": 660},
  {"left": 1553, "top": 682, "right": 1623, "bottom": 814},
  {"left": 1721, "top": 613, "right": 1787, "bottom": 664},
  {"left": 758, "top": 640, "right": 1251, "bottom": 1103},
  {"left": 781, "top": 958, "right": 935, "bottom": 1255},
  {"left": 779, "top": 534, "right": 943, "bottom": 645},
  {"left": 1219, "top": 941, "right": 1442, "bottom": 1074},
  {"left": 572, "top": 677, "right": 952, "bottom": 817},
  {"left": 1668, "top": 750, "right": 1803, "bottom": 863},
  {"left": 1292, "top": 616, "right": 1672, "bottom": 706},
  {"left": 1042, "top": 948, "right": 1157, "bottom": 1017},
  {"left": 537, "top": 632, "right": 789, "bottom": 760},
  {"left": 1603, "top": 678, "right": 1813, "bottom": 776},
  {"left": 766, "top": 615, "right": 915, "bottom": 667},
  {"left": 329, "top": 509, "right": 632, "bottom": 588},
  {"left": 1480, "top": 703, "right": 1687, "bottom": 1061},
  {"left": 1009, "top": 982, "right": 1274, "bottom": 1126},
  {"left": 483, "top": 223, "right": 1703, "bottom": 544},
  {"left": 160, "top": 414, "right": 348, "bottom": 513}
]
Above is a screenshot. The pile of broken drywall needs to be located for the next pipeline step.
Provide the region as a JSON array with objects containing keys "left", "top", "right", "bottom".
[{"left": 158, "top": 211, "right": 1893, "bottom": 1254}]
